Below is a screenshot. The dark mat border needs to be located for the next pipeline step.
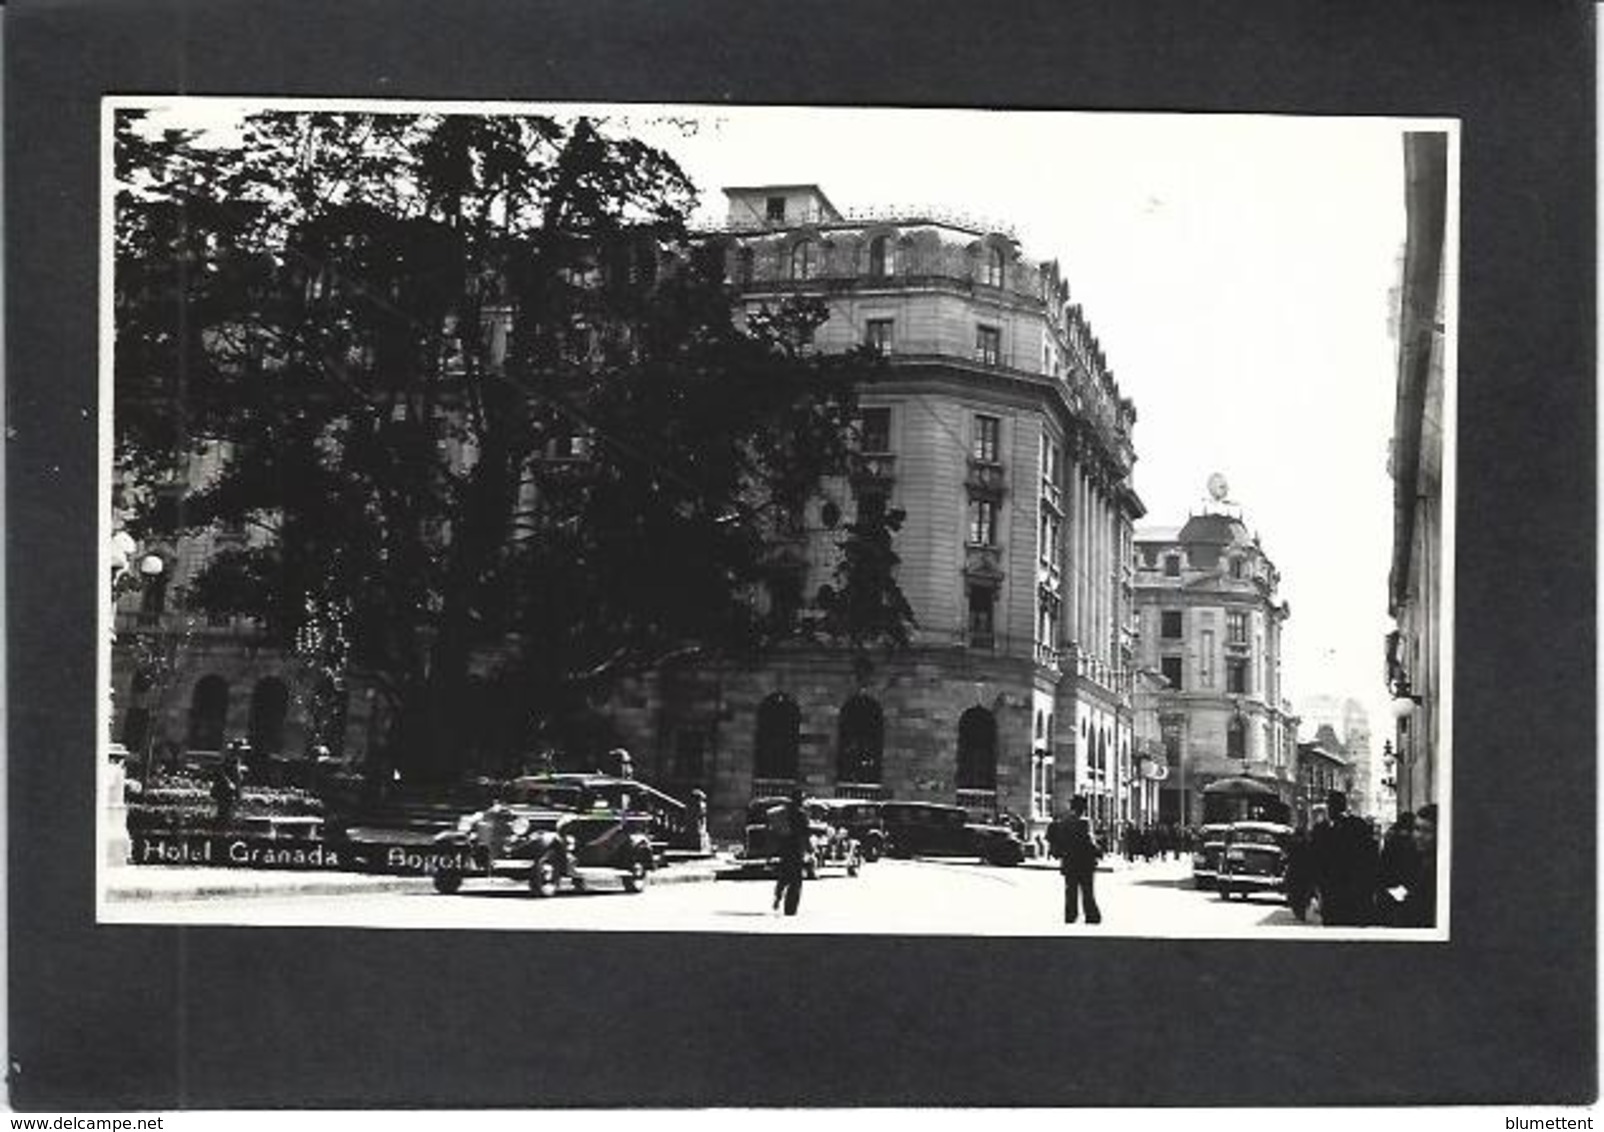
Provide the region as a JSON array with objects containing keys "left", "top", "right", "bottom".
[{"left": 7, "top": 0, "right": 1595, "bottom": 1110}]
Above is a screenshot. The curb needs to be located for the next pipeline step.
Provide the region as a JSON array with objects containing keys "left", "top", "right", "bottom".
[{"left": 104, "top": 861, "right": 723, "bottom": 903}]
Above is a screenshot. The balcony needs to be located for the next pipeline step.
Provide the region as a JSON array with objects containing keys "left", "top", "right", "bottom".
[
  {"left": 956, "top": 788, "right": 999, "bottom": 820},
  {"left": 849, "top": 452, "right": 897, "bottom": 489},
  {"left": 751, "top": 776, "right": 799, "bottom": 800},
  {"left": 833, "top": 782, "right": 887, "bottom": 801},
  {"left": 1041, "top": 480, "right": 1063, "bottom": 513},
  {"left": 965, "top": 460, "right": 1006, "bottom": 499},
  {"left": 963, "top": 545, "right": 1004, "bottom": 582},
  {"left": 1034, "top": 642, "right": 1062, "bottom": 672}
]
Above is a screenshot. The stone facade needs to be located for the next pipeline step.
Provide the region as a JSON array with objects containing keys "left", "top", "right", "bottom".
[
  {"left": 611, "top": 184, "right": 1147, "bottom": 840},
  {"left": 1386, "top": 132, "right": 1450, "bottom": 816}
]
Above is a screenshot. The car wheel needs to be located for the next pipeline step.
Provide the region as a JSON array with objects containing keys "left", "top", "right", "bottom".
[
  {"left": 862, "top": 840, "right": 881, "bottom": 863},
  {"left": 847, "top": 853, "right": 861, "bottom": 878},
  {"left": 622, "top": 857, "right": 649, "bottom": 894},
  {"left": 804, "top": 856, "right": 818, "bottom": 881},
  {"left": 529, "top": 854, "right": 560, "bottom": 898},
  {"left": 432, "top": 869, "right": 462, "bottom": 895}
]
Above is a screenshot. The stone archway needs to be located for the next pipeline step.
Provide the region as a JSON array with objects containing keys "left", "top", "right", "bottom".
[
  {"left": 956, "top": 706, "right": 998, "bottom": 791},
  {"left": 837, "top": 694, "right": 884, "bottom": 785},
  {"left": 187, "top": 675, "right": 229, "bottom": 752},
  {"left": 754, "top": 693, "right": 801, "bottom": 782}
]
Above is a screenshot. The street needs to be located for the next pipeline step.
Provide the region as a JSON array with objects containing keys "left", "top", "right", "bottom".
[{"left": 115, "top": 856, "right": 1322, "bottom": 937}]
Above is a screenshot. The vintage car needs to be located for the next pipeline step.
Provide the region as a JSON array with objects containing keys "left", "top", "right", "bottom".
[
  {"left": 1216, "top": 820, "right": 1295, "bottom": 901},
  {"left": 805, "top": 798, "right": 886, "bottom": 863},
  {"left": 737, "top": 796, "right": 855, "bottom": 878},
  {"left": 1191, "top": 823, "right": 1232, "bottom": 890},
  {"left": 498, "top": 773, "right": 703, "bottom": 858},
  {"left": 429, "top": 800, "right": 656, "bottom": 896},
  {"left": 878, "top": 801, "right": 1025, "bottom": 866}
]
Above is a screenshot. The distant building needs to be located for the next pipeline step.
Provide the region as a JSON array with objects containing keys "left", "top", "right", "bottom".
[
  {"left": 1132, "top": 498, "right": 1300, "bottom": 825},
  {"left": 1299, "top": 695, "right": 1376, "bottom": 817},
  {"left": 1385, "top": 132, "right": 1449, "bottom": 815},
  {"left": 1296, "top": 724, "right": 1356, "bottom": 827}
]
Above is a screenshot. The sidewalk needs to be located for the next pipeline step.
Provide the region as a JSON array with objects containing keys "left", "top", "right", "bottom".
[
  {"left": 1018, "top": 853, "right": 1192, "bottom": 874},
  {"left": 102, "top": 852, "right": 729, "bottom": 903}
]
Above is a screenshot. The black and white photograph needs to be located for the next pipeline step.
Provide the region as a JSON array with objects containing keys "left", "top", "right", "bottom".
[
  {"left": 98, "top": 99, "right": 1456, "bottom": 940},
  {"left": 8, "top": 0, "right": 1594, "bottom": 1116}
]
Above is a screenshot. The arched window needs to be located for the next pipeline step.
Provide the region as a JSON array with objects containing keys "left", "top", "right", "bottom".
[
  {"left": 754, "top": 693, "right": 801, "bottom": 781},
  {"left": 956, "top": 707, "right": 998, "bottom": 790},
  {"left": 1227, "top": 716, "right": 1247, "bottom": 759},
  {"left": 868, "top": 234, "right": 892, "bottom": 277},
  {"left": 248, "top": 677, "right": 290, "bottom": 755},
  {"left": 187, "top": 675, "right": 229, "bottom": 752},
  {"left": 837, "top": 694, "right": 884, "bottom": 784},
  {"left": 790, "top": 240, "right": 816, "bottom": 281}
]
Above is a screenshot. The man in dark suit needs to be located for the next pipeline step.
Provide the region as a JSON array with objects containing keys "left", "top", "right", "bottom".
[
  {"left": 1048, "top": 795, "right": 1102, "bottom": 924},
  {"left": 772, "top": 789, "right": 809, "bottom": 917},
  {"left": 1312, "top": 791, "right": 1378, "bottom": 926}
]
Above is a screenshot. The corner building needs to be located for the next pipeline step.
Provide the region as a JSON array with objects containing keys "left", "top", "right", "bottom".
[
  {"left": 613, "top": 186, "right": 1145, "bottom": 843},
  {"left": 1132, "top": 508, "right": 1300, "bottom": 825}
]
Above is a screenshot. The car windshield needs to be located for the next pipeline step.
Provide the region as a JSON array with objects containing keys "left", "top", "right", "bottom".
[{"left": 1231, "top": 829, "right": 1282, "bottom": 847}]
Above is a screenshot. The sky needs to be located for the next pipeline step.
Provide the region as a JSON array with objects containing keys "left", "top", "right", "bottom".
[{"left": 122, "top": 98, "right": 1456, "bottom": 757}]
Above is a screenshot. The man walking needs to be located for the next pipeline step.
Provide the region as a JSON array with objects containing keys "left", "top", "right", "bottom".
[
  {"left": 771, "top": 789, "right": 809, "bottom": 917},
  {"left": 1312, "top": 791, "right": 1378, "bottom": 926},
  {"left": 1048, "top": 795, "right": 1102, "bottom": 925}
]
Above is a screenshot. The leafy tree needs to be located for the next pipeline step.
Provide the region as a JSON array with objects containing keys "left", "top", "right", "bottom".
[{"left": 114, "top": 109, "right": 914, "bottom": 781}]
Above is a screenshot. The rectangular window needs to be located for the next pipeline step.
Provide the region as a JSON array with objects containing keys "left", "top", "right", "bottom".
[
  {"left": 1227, "top": 658, "right": 1248, "bottom": 694},
  {"left": 1200, "top": 630, "right": 1216, "bottom": 688},
  {"left": 860, "top": 406, "right": 891, "bottom": 452},
  {"left": 974, "top": 325, "right": 1001, "bottom": 366},
  {"left": 1230, "top": 557, "right": 1245, "bottom": 579},
  {"left": 967, "top": 586, "right": 996, "bottom": 648},
  {"left": 1227, "top": 610, "right": 1248, "bottom": 644},
  {"left": 1164, "top": 554, "right": 1181, "bottom": 577},
  {"left": 1161, "top": 655, "right": 1183, "bottom": 690},
  {"left": 766, "top": 196, "right": 786, "bottom": 221},
  {"left": 968, "top": 498, "right": 998, "bottom": 546},
  {"left": 1161, "top": 610, "right": 1183, "bottom": 639},
  {"left": 973, "top": 414, "right": 1000, "bottom": 462},
  {"left": 864, "top": 318, "right": 894, "bottom": 355}
]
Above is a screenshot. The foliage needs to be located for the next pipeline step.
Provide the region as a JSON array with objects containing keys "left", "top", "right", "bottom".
[{"left": 114, "top": 109, "right": 913, "bottom": 780}]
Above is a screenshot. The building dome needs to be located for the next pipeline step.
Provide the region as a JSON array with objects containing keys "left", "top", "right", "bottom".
[{"left": 1176, "top": 512, "right": 1249, "bottom": 546}]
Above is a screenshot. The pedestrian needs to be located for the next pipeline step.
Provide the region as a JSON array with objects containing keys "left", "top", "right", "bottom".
[
  {"left": 1397, "top": 804, "right": 1438, "bottom": 928},
  {"left": 1311, "top": 791, "right": 1378, "bottom": 926},
  {"left": 1283, "top": 826, "right": 1316, "bottom": 922},
  {"left": 1047, "top": 795, "right": 1103, "bottom": 924},
  {"left": 210, "top": 758, "right": 239, "bottom": 829},
  {"left": 1374, "top": 811, "right": 1421, "bottom": 927},
  {"left": 771, "top": 789, "right": 809, "bottom": 916}
]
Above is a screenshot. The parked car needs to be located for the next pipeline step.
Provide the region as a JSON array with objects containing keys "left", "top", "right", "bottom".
[
  {"left": 878, "top": 801, "right": 1025, "bottom": 866},
  {"left": 1216, "top": 820, "right": 1295, "bottom": 901},
  {"left": 429, "top": 798, "right": 656, "bottom": 897},
  {"left": 737, "top": 796, "right": 842, "bottom": 878},
  {"left": 499, "top": 773, "right": 701, "bottom": 859},
  {"left": 805, "top": 798, "right": 886, "bottom": 863},
  {"left": 1191, "top": 823, "right": 1232, "bottom": 890}
]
